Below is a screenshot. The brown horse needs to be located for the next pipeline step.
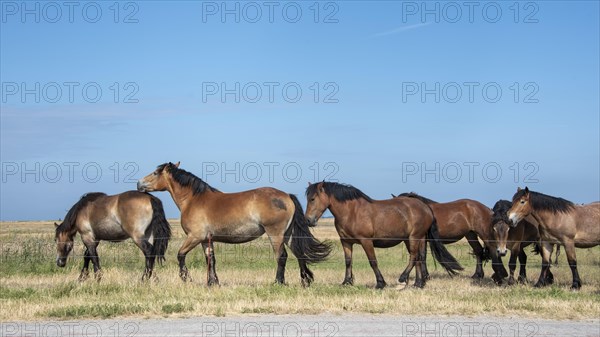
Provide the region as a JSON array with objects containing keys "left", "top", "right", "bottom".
[
  {"left": 491, "top": 199, "right": 540, "bottom": 285},
  {"left": 394, "top": 193, "right": 508, "bottom": 283},
  {"left": 305, "top": 182, "right": 463, "bottom": 289},
  {"left": 54, "top": 191, "right": 171, "bottom": 281},
  {"left": 137, "top": 162, "right": 331, "bottom": 286},
  {"left": 508, "top": 187, "right": 600, "bottom": 289}
]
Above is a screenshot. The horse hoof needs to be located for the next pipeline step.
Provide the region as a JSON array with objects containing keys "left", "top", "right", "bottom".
[
  {"left": 471, "top": 273, "right": 484, "bottom": 280},
  {"left": 413, "top": 281, "right": 425, "bottom": 289},
  {"left": 375, "top": 282, "right": 386, "bottom": 289},
  {"left": 423, "top": 274, "right": 431, "bottom": 281},
  {"left": 507, "top": 277, "right": 515, "bottom": 286},
  {"left": 341, "top": 279, "right": 353, "bottom": 286},
  {"left": 517, "top": 276, "right": 527, "bottom": 284},
  {"left": 78, "top": 273, "right": 89, "bottom": 282},
  {"left": 571, "top": 282, "right": 581, "bottom": 290}
]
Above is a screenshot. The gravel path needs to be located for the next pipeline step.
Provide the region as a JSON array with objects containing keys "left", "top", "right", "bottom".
[{"left": 2, "top": 314, "right": 598, "bottom": 337}]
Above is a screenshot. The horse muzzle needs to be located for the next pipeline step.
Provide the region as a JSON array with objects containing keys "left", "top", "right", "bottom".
[
  {"left": 56, "top": 257, "right": 67, "bottom": 267},
  {"left": 306, "top": 216, "right": 318, "bottom": 227},
  {"left": 496, "top": 248, "right": 508, "bottom": 257},
  {"left": 137, "top": 181, "right": 147, "bottom": 192}
]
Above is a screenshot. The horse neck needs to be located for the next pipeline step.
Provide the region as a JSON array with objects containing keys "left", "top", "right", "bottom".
[
  {"left": 328, "top": 197, "right": 362, "bottom": 223},
  {"left": 165, "top": 178, "right": 195, "bottom": 212}
]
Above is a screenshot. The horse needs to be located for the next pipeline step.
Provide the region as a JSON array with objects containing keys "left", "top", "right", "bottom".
[
  {"left": 491, "top": 200, "right": 540, "bottom": 285},
  {"left": 393, "top": 193, "right": 508, "bottom": 283},
  {"left": 305, "top": 182, "right": 463, "bottom": 289},
  {"left": 137, "top": 162, "right": 331, "bottom": 287},
  {"left": 508, "top": 187, "right": 600, "bottom": 289},
  {"left": 54, "top": 191, "right": 171, "bottom": 281}
]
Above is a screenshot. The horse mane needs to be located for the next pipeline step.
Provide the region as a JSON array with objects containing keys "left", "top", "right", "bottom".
[
  {"left": 306, "top": 182, "right": 373, "bottom": 203},
  {"left": 491, "top": 199, "right": 512, "bottom": 224},
  {"left": 56, "top": 192, "right": 106, "bottom": 236},
  {"left": 512, "top": 189, "right": 574, "bottom": 214},
  {"left": 397, "top": 192, "right": 438, "bottom": 204},
  {"left": 159, "top": 163, "right": 219, "bottom": 195}
]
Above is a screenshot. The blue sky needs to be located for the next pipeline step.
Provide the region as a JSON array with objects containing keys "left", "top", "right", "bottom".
[{"left": 1, "top": 1, "right": 599, "bottom": 220}]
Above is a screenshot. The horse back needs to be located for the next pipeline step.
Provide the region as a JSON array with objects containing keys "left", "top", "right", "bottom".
[
  {"left": 183, "top": 187, "right": 294, "bottom": 236},
  {"left": 428, "top": 199, "right": 492, "bottom": 240},
  {"left": 573, "top": 202, "right": 600, "bottom": 248},
  {"left": 85, "top": 191, "right": 152, "bottom": 241}
]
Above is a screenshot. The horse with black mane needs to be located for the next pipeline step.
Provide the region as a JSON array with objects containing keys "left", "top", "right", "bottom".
[
  {"left": 137, "top": 162, "right": 331, "bottom": 287},
  {"left": 491, "top": 200, "right": 540, "bottom": 285},
  {"left": 54, "top": 191, "right": 171, "bottom": 281},
  {"left": 305, "top": 182, "right": 463, "bottom": 289},
  {"left": 508, "top": 187, "right": 600, "bottom": 289},
  {"left": 393, "top": 192, "right": 508, "bottom": 283}
]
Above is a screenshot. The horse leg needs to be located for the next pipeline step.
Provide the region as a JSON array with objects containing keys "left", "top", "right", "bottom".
[
  {"left": 360, "top": 240, "right": 386, "bottom": 289},
  {"left": 78, "top": 248, "right": 91, "bottom": 282},
  {"left": 268, "top": 232, "right": 288, "bottom": 285},
  {"left": 413, "top": 238, "right": 425, "bottom": 288},
  {"left": 421, "top": 241, "right": 430, "bottom": 281},
  {"left": 534, "top": 241, "right": 553, "bottom": 287},
  {"left": 341, "top": 240, "right": 354, "bottom": 285},
  {"left": 490, "top": 251, "right": 505, "bottom": 285},
  {"left": 87, "top": 243, "right": 102, "bottom": 281},
  {"left": 398, "top": 240, "right": 415, "bottom": 284},
  {"left": 465, "top": 232, "right": 485, "bottom": 279},
  {"left": 554, "top": 245, "right": 561, "bottom": 266},
  {"left": 177, "top": 236, "right": 202, "bottom": 282},
  {"left": 201, "top": 239, "right": 219, "bottom": 286},
  {"left": 517, "top": 248, "right": 528, "bottom": 284},
  {"left": 507, "top": 246, "right": 519, "bottom": 285},
  {"left": 133, "top": 237, "right": 155, "bottom": 281},
  {"left": 563, "top": 240, "right": 581, "bottom": 290}
]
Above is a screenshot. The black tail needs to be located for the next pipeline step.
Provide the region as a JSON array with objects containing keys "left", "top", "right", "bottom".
[
  {"left": 288, "top": 194, "right": 332, "bottom": 265},
  {"left": 427, "top": 218, "right": 464, "bottom": 275},
  {"left": 149, "top": 195, "right": 171, "bottom": 264}
]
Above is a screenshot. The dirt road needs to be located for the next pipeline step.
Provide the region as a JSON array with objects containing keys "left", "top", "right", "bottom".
[{"left": 2, "top": 314, "right": 598, "bottom": 337}]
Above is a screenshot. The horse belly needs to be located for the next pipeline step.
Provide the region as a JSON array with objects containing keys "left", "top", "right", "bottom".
[
  {"left": 213, "top": 222, "right": 266, "bottom": 244},
  {"left": 93, "top": 220, "right": 128, "bottom": 241},
  {"left": 373, "top": 239, "right": 403, "bottom": 248}
]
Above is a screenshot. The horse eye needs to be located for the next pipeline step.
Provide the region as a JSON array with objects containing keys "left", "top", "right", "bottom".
[
  {"left": 310, "top": 198, "right": 315, "bottom": 202},
  {"left": 520, "top": 200, "right": 525, "bottom": 204}
]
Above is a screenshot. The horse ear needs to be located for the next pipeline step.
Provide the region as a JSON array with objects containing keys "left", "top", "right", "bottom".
[
  {"left": 174, "top": 161, "right": 180, "bottom": 168},
  {"left": 517, "top": 187, "right": 522, "bottom": 192},
  {"left": 524, "top": 186, "right": 529, "bottom": 195},
  {"left": 54, "top": 222, "right": 59, "bottom": 228},
  {"left": 391, "top": 193, "right": 397, "bottom": 198},
  {"left": 307, "top": 181, "right": 311, "bottom": 186}
]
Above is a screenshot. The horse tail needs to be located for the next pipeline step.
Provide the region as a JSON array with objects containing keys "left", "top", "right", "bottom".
[
  {"left": 149, "top": 195, "right": 171, "bottom": 264},
  {"left": 288, "top": 194, "right": 332, "bottom": 265},
  {"left": 427, "top": 217, "right": 464, "bottom": 275}
]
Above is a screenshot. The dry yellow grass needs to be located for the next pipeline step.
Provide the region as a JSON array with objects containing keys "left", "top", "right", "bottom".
[{"left": 1, "top": 220, "right": 599, "bottom": 321}]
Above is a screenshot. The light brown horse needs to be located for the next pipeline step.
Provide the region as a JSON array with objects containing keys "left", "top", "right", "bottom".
[
  {"left": 305, "top": 182, "right": 463, "bottom": 289},
  {"left": 491, "top": 199, "right": 540, "bottom": 285},
  {"left": 137, "top": 162, "right": 331, "bottom": 286},
  {"left": 508, "top": 187, "right": 600, "bottom": 289},
  {"left": 54, "top": 191, "right": 171, "bottom": 281},
  {"left": 394, "top": 193, "right": 508, "bottom": 283}
]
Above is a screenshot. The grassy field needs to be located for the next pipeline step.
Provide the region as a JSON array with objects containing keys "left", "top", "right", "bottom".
[{"left": 1, "top": 219, "right": 599, "bottom": 321}]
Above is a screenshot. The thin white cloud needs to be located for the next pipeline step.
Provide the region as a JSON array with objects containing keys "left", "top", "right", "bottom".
[{"left": 371, "top": 22, "right": 432, "bottom": 38}]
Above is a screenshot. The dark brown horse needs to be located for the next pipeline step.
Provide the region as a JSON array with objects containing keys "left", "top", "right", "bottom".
[
  {"left": 137, "top": 162, "right": 331, "bottom": 286},
  {"left": 54, "top": 191, "right": 171, "bottom": 281},
  {"left": 305, "top": 182, "right": 463, "bottom": 289},
  {"left": 491, "top": 200, "right": 540, "bottom": 285},
  {"left": 394, "top": 193, "right": 508, "bottom": 283},
  {"left": 508, "top": 187, "right": 600, "bottom": 289}
]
